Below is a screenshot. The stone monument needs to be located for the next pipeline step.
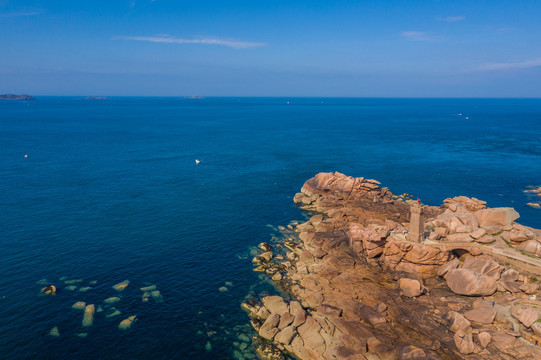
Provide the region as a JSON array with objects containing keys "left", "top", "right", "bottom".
[{"left": 408, "top": 202, "right": 424, "bottom": 243}]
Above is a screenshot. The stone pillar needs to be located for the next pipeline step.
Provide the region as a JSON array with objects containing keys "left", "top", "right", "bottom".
[{"left": 408, "top": 204, "right": 424, "bottom": 243}]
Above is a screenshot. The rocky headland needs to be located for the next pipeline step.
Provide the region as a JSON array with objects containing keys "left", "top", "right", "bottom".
[
  {"left": 0, "top": 94, "right": 36, "bottom": 100},
  {"left": 243, "top": 172, "right": 541, "bottom": 360}
]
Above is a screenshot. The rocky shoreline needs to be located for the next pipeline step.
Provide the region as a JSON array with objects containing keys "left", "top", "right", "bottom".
[{"left": 243, "top": 172, "right": 541, "bottom": 360}]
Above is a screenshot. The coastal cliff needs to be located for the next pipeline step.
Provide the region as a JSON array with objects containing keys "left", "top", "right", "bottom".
[
  {"left": 244, "top": 172, "right": 541, "bottom": 360},
  {"left": 0, "top": 94, "right": 36, "bottom": 100}
]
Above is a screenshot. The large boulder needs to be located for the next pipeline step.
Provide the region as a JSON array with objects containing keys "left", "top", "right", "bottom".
[
  {"left": 444, "top": 196, "right": 487, "bottom": 212},
  {"left": 381, "top": 237, "right": 449, "bottom": 278},
  {"left": 517, "top": 240, "right": 541, "bottom": 257},
  {"left": 348, "top": 223, "right": 388, "bottom": 258},
  {"left": 454, "top": 330, "right": 475, "bottom": 354},
  {"left": 259, "top": 314, "right": 281, "bottom": 340},
  {"left": 432, "top": 212, "right": 480, "bottom": 234},
  {"left": 513, "top": 307, "right": 540, "bottom": 328},
  {"left": 447, "top": 311, "right": 471, "bottom": 332},
  {"left": 474, "top": 207, "right": 519, "bottom": 227},
  {"left": 477, "top": 332, "right": 491, "bottom": 348},
  {"left": 462, "top": 257, "right": 503, "bottom": 280},
  {"left": 398, "top": 278, "right": 423, "bottom": 297},
  {"left": 445, "top": 257, "right": 502, "bottom": 296}
]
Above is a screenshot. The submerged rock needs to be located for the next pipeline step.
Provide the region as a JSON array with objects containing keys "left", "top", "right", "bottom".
[
  {"left": 82, "top": 304, "right": 95, "bottom": 327},
  {"left": 48, "top": 327, "right": 60, "bottom": 338},
  {"left": 64, "top": 279, "right": 83, "bottom": 285},
  {"left": 112, "top": 280, "right": 130, "bottom": 292},
  {"left": 118, "top": 315, "right": 137, "bottom": 330},
  {"left": 72, "top": 301, "right": 86, "bottom": 310},
  {"left": 140, "top": 285, "right": 156, "bottom": 292},
  {"left": 40, "top": 285, "right": 56, "bottom": 295},
  {"left": 104, "top": 297, "right": 121, "bottom": 304},
  {"left": 151, "top": 290, "right": 164, "bottom": 303},
  {"left": 219, "top": 286, "right": 228, "bottom": 292},
  {"left": 106, "top": 308, "right": 121, "bottom": 318}
]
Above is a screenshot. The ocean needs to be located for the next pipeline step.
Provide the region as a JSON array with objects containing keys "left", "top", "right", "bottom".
[{"left": 1, "top": 97, "right": 540, "bottom": 359}]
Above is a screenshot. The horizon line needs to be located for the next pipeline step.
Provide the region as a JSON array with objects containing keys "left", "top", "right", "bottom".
[{"left": 9, "top": 95, "right": 541, "bottom": 99}]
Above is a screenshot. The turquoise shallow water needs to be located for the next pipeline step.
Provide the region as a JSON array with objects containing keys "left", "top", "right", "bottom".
[{"left": 1, "top": 97, "right": 540, "bottom": 359}]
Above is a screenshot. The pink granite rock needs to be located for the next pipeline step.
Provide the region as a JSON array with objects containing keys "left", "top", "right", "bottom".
[
  {"left": 447, "top": 233, "right": 474, "bottom": 243},
  {"left": 464, "top": 308, "right": 496, "bottom": 324},
  {"left": 262, "top": 296, "right": 289, "bottom": 315},
  {"left": 274, "top": 325, "right": 297, "bottom": 345},
  {"left": 446, "top": 268, "right": 498, "bottom": 296},
  {"left": 297, "top": 316, "right": 326, "bottom": 357},
  {"left": 444, "top": 196, "right": 487, "bottom": 212},
  {"left": 446, "top": 257, "right": 502, "bottom": 296},
  {"left": 462, "top": 257, "right": 503, "bottom": 280},
  {"left": 447, "top": 311, "right": 471, "bottom": 332},
  {"left": 474, "top": 207, "right": 519, "bottom": 227},
  {"left": 517, "top": 239, "right": 541, "bottom": 257},
  {"left": 514, "top": 307, "right": 540, "bottom": 328},
  {"left": 278, "top": 312, "right": 295, "bottom": 330},
  {"left": 519, "top": 283, "right": 539, "bottom": 294},
  {"left": 259, "top": 314, "right": 280, "bottom": 340},
  {"left": 317, "top": 304, "right": 343, "bottom": 318},
  {"left": 399, "top": 345, "right": 427, "bottom": 359},
  {"left": 437, "top": 259, "right": 460, "bottom": 277},
  {"left": 381, "top": 237, "right": 448, "bottom": 278},
  {"left": 477, "top": 332, "right": 491, "bottom": 348},
  {"left": 454, "top": 330, "right": 475, "bottom": 354},
  {"left": 398, "top": 278, "right": 423, "bottom": 297}
]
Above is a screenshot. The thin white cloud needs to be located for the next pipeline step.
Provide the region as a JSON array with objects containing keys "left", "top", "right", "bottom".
[
  {"left": 475, "top": 58, "right": 541, "bottom": 71},
  {"left": 400, "top": 31, "right": 436, "bottom": 41},
  {"left": 442, "top": 16, "right": 465, "bottom": 22},
  {"left": 0, "top": 11, "right": 40, "bottom": 17},
  {"left": 115, "top": 35, "right": 266, "bottom": 49}
]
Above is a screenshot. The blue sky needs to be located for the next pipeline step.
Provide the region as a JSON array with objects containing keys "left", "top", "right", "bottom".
[{"left": 1, "top": 0, "right": 540, "bottom": 97}]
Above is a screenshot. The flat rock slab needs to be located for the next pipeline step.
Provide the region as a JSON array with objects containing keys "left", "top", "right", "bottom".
[
  {"left": 464, "top": 308, "right": 496, "bottom": 324},
  {"left": 262, "top": 296, "right": 289, "bottom": 315}
]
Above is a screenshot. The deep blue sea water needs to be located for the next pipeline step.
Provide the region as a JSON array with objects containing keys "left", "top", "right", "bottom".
[{"left": 1, "top": 97, "right": 540, "bottom": 359}]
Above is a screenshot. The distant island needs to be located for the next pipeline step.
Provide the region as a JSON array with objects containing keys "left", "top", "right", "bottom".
[
  {"left": 85, "top": 96, "right": 108, "bottom": 100},
  {"left": 184, "top": 95, "right": 204, "bottom": 99},
  {"left": 0, "top": 94, "right": 36, "bottom": 101}
]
